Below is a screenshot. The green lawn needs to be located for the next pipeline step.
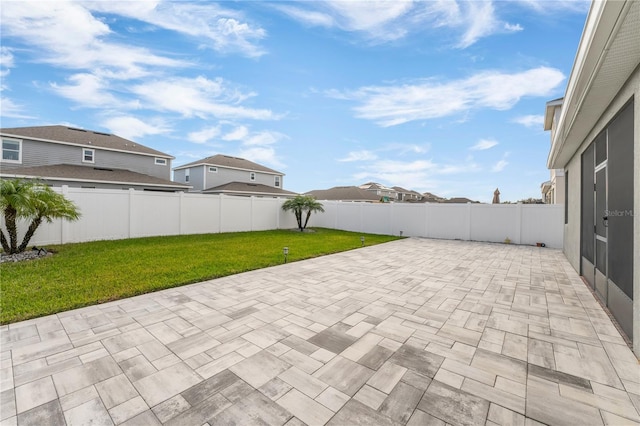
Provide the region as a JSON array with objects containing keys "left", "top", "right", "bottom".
[{"left": 0, "top": 228, "right": 401, "bottom": 324}]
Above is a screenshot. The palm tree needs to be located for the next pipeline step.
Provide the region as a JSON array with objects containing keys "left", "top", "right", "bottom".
[
  {"left": 1, "top": 179, "right": 80, "bottom": 254},
  {"left": 301, "top": 196, "right": 324, "bottom": 230},
  {"left": 282, "top": 195, "right": 324, "bottom": 232}
]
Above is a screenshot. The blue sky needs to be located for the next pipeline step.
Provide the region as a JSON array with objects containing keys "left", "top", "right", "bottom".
[{"left": 1, "top": 1, "right": 590, "bottom": 202}]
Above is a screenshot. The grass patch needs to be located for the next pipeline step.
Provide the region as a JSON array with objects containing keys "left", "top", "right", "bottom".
[{"left": 1, "top": 228, "right": 401, "bottom": 324}]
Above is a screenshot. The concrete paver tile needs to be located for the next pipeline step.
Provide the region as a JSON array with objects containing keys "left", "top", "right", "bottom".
[
  {"left": 151, "top": 394, "right": 191, "bottom": 423},
  {"left": 14, "top": 376, "right": 57, "bottom": 414},
  {"left": 229, "top": 350, "right": 291, "bottom": 388},
  {"left": 108, "top": 396, "right": 148, "bottom": 425},
  {"left": 278, "top": 388, "right": 334, "bottom": 426},
  {"left": 212, "top": 390, "right": 292, "bottom": 426},
  {"left": 315, "top": 387, "right": 349, "bottom": 412},
  {"left": 327, "top": 399, "right": 396, "bottom": 426},
  {"left": 367, "top": 361, "right": 407, "bottom": 394},
  {"left": 132, "top": 362, "right": 201, "bottom": 407},
  {"left": 379, "top": 381, "right": 424, "bottom": 424},
  {"left": 279, "top": 366, "right": 328, "bottom": 398},
  {"left": 314, "top": 356, "right": 375, "bottom": 396},
  {"left": 95, "top": 374, "right": 138, "bottom": 409},
  {"left": 63, "top": 397, "right": 113, "bottom": 426},
  {"left": 423, "top": 380, "right": 492, "bottom": 426}
]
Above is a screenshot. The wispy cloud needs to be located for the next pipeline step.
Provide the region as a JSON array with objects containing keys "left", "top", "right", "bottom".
[
  {"left": 470, "top": 139, "right": 498, "bottom": 150},
  {"left": 513, "top": 114, "right": 544, "bottom": 128},
  {"left": 87, "top": 2, "right": 267, "bottom": 58},
  {"left": 101, "top": 115, "right": 170, "bottom": 140},
  {"left": 188, "top": 126, "right": 221, "bottom": 144},
  {"left": 131, "top": 76, "right": 275, "bottom": 120},
  {"left": 237, "top": 146, "right": 285, "bottom": 169},
  {"left": 338, "top": 150, "right": 378, "bottom": 162},
  {"left": 335, "top": 67, "right": 564, "bottom": 126},
  {"left": 276, "top": 0, "right": 522, "bottom": 47},
  {"left": 492, "top": 153, "right": 509, "bottom": 172}
]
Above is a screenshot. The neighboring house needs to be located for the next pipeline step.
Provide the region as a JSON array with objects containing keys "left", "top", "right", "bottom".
[
  {"left": 173, "top": 154, "right": 292, "bottom": 197},
  {"left": 542, "top": 98, "right": 566, "bottom": 204},
  {"left": 444, "top": 197, "right": 479, "bottom": 204},
  {"left": 0, "top": 125, "right": 189, "bottom": 192},
  {"left": 203, "top": 182, "right": 297, "bottom": 198},
  {"left": 422, "top": 192, "right": 446, "bottom": 203},
  {"left": 545, "top": 0, "right": 638, "bottom": 351},
  {"left": 305, "top": 186, "right": 381, "bottom": 202},
  {"left": 540, "top": 169, "right": 565, "bottom": 204},
  {"left": 392, "top": 186, "right": 423, "bottom": 202},
  {"left": 359, "top": 182, "right": 397, "bottom": 202}
]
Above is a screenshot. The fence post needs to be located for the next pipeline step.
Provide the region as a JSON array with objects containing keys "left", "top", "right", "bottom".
[
  {"left": 218, "top": 194, "right": 224, "bottom": 233},
  {"left": 424, "top": 203, "right": 429, "bottom": 238},
  {"left": 61, "top": 185, "right": 69, "bottom": 244},
  {"left": 250, "top": 196, "right": 255, "bottom": 231},
  {"left": 128, "top": 188, "right": 135, "bottom": 238},
  {"left": 276, "top": 198, "right": 281, "bottom": 230},
  {"left": 466, "top": 202, "right": 472, "bottom": 241},
  {"left": 516, "top": 203, "right": 523, "bottom": 244},
  {"left": 179, "top": 191, "right": 184, "bottom": 235}
]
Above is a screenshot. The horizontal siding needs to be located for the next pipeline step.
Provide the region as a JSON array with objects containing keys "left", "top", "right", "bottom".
[
  {"left": 205, "top": 167, "right": 283, "bottom": 189},
  {"left": 1, "top": 139, "right": 171, "bottom": 180}
]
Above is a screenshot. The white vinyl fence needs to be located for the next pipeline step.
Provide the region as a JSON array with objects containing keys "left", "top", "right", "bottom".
[{"left": 11, "top": 187, "right": 564, "bottom": 248}]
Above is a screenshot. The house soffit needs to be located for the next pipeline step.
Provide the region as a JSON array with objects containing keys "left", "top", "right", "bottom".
[{"left": 548, "top": 0, "right": 640, "bottom": 169}]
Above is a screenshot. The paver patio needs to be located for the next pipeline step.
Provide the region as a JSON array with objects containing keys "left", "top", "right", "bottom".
[{"left": 1, "top": 238, "right": 639, "bottom": 426}]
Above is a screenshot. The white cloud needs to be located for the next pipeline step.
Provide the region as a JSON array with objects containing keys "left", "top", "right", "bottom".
[
  {"left": 131, "top": 76, "right": 275, "bottom": 120},
  {"left": 513, "top": 114, "right": 544, "bottom": 128},
  {"left": 1, "top": 0, "right": 183, "bottom": 75},
  {"left": 518, "top": 0, "right": 591, "bottom": 14},
  {"left": 50, "top": 73, "right": 124, "bottom": 108},
  {"left": 338, "top": 150, "right": 378, "bottom": 162},
  {"left": 87, "top": 1, "right": 267, "bottom": 58},
  {"left": 275, "top": 0, "right": 520, "bottom": 46},
  {"left": 237, "top": 146, "right": 284, "bottom": 169},
  {"left": 1, "top": 47, "right": 14, "bottom": 78},
  {"left": 0, "top": 98, "right": 35, "bottom": 119},
  {"left": 244, "top": 131, "right": 287, "bottom": 146},
  {"left": 492, "top": 153, "right": 509, "bottom": 172},
  {"left": 101, "top": 115, "right": 170, "bottom": 140},
  {"left": 340, "top": 66, "right": 564, "bottom": 126},
  {"left": 470, "top": 139, "right": 498, "bottom": 150},
  {"left": 188, "top": 126, "right": 221, "bottom": 144},
  {"left": 222, "top": 126, "right": 250, "bottom": 141}
]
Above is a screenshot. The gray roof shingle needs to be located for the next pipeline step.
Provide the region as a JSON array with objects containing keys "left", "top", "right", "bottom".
[
  {"left": 203, "top": 181, "right": 297, "bottom": 196},
  {"left": 305, "top": 186, "right": 381, "bottom": 202},
  {"left": 0, "top": 125, "right": 171, "bottom": 158},
  {"left": 0, "top": 164, "right": 190, "bottom": 189},
  {"left": 174, "top": 154, "right": 283, "bottom": 175}
]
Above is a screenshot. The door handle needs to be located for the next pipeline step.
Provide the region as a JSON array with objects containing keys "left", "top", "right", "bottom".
[{"left": 603, "top": 216, "right": 608, "bottom": 227}]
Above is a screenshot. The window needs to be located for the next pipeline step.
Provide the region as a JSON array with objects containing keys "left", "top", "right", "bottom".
[
  {"left": 2, "top": 139, "right": 21, "bottom": 163},
  {"left": 274, "top": 176, "right": 281, "bottom": 187},
  {"left": 250, "top": 172, "right": 256, "bottom": 181},
  {"left": 208, "top": 166, "right": 218, "bottom": 173},
  {"left": 82, "top": 148, "right": 95, "bottom": 163},
  {"left": 155, "top": 158, "right": 167, "bottom": 165},
  {"left": 185, "top": 169, "right": 190, "bottom": 183}
]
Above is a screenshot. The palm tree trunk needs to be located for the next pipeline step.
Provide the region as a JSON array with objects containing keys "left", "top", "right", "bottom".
[
  {"left": 0, "top": 229, "right": 10, "bottom": 253},
  {"left": 4, "top": 207, "right": 19, "bottom": 254},
  {"left": 296, "top": 210, "right": 303, "bottom": 231},
  {"left": 303, "top": 210, "right": 312, "bottom": 230},
  {"left": 18, "top": 216, "right": 42, "bottom": 253}
]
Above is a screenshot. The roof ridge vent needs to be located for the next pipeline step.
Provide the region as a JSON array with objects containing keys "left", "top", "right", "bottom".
[{"left": 67, "top": 127, "right": 87, "bottom": 132}]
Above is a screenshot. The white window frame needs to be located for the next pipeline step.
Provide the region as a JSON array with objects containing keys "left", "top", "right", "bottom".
[
  {"left": 208, "top": 166, "right": 218, "bottom": 173},
  {"left": 1, "top": 138, "right": 22, "bottom": 164},
  {"left": 250, "top": 172, "right": 256, "bottom": 181},
  {"left": 82, "top": 148, "right": 95, "bottom": 163},
  {"left": 155, "top": 158, "right": 167, "bottom": 165},
  {"left": 274, "top": 176, "right": 281, "bottom": 187},
  {"left": 185, "top": 169, "right": 190, "bottom": 183}
]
